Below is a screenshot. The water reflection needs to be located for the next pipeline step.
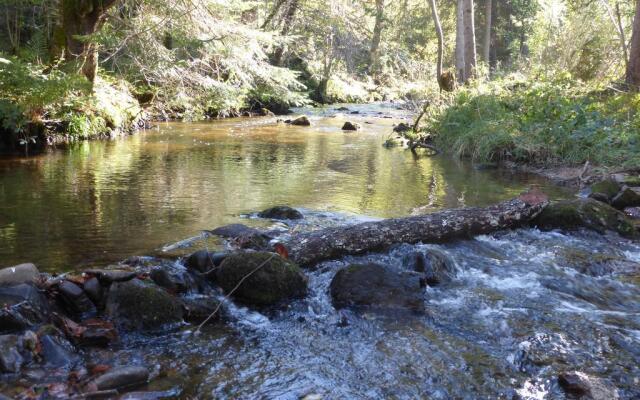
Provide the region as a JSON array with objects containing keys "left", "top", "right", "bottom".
[{"left": 0, "top": 108, "right": 568, "bottom": 271}]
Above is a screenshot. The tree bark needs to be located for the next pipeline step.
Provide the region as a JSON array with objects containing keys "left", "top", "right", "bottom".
[
  {"left": 428, "top": 0, "right": 444, "bottom": 89},
  {"left": 60, "top": 0, "right": 118, "bottom": 83},
  {"left": 369, "top": 0, "right": 385, "bottom": 75},
  {"left": 462, "top": 0, "right": 477, "bottom": 82},
  {"left": 455, "top": 0, "right": 465, "bottom": 82},
  {"left": 628, "top": 0, "right": 640, "bottom": 88},
  {"left": 483, "top": 0, "right": 492, "bottom": 63},
  {"left": 272, "top": 0, "right": 300, "bottom": 66},
  {"left": 281, "top": 193, "right": 549, "bottom": 267}
]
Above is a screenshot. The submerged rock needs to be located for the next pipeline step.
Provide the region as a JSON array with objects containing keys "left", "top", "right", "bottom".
[
  {"left": 557, "top": 248, "right": 640, "bottom": 276},
  {"left": 38, "top": 331, "right": 78, "bottom": 368},
  {"left": 258, "top": 205, "right": 303, "bottom": 220},
  {"left": 216, "top": 252, "right": 307, "bottom": 306},
  {"left": 341, "top": 122, "right": 360, "bottom": 131},
  {"left": 330, "top": 263, "right": 424, "bottom": 313},
  {"left": 393, "top": 122, "right": 411, "bottom": 133},
  {"left": 588, "top": 179, "right": 621, "bottom": 203},
  {"left": 402, "top": 249, "right": 457, "bottom": 286},
  {"left": 0, "top": 334, "right": 25, "bottom": 373},
  {"left": 0, "top": 263, "right": 39, "bottom": 286},
  {"left": 558, "top": 371, "right": 619, "bottom": 400},
  {"left": 533, "top": 199, "right": 637, "bottom": 238},
  {"left": 105, "top": 279, "right": 183, "bottom": 331},
  {"left": 209, "top": 223, "right": 259, "bottom": 238},
  {"left": 290, "top": 116, "right": 311, "bottom": 126},
  {"left": 90, "top": 366, "right": 149, "bottom": 391}
]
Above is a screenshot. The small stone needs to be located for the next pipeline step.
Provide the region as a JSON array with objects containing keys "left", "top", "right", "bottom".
[
  {"left": 558, "top": 371, "right": 619, "bottom": 400},
  {"left": 57, "top": 280, "right": 97, "bottom": 318},
  {"left": 39, "top": 333, "right": 78, "bottom": 368},
  {"left": 91, "top": 366, "right": 149, "bottom": 391},
  {"left": 83, "top": 277, "right": 104, "bottom": 306},
  {"left": 290, "top": 116, "right": 311, "bottom": 126},
  {"left": 258, "top": 206, "right": 303, "bottom": 220},
  {"left": 0, "top": 263, "right": 39, "bottom": 286},
  {"left": 85, "top": 269, "right": 137, "bottom": 284},
  {"left": 341, "top": 122, "right": 360, "bottom": 131}
]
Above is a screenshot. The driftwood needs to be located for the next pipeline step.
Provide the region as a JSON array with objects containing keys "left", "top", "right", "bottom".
[{"left": 280, "top": 191, "right": 549, "bottom": 267}]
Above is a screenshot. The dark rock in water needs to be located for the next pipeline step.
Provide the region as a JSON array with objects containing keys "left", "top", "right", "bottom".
[
  {"left": 120, "top": 391, "right": 177, "bottom": 400},
  {"left": 91, "top": 366, "right": 149, "bottom": 391},
  {"left": 39, "top": 332, "right": 78, "bottom": 368},
  {"left": 182, "top": 296, "right": 221, "bottom": 324},
  {"left": 0, "top": 284, "right": 49, "bottom": 317},
  {"left": 350, "top": 111, "right": 360, "bottom": 115},
  {"left": 330, "top": 263, "right": 424, "bottom": 313},
  {"left": 76, "top": 319, "right": 118, "bottom": 347},
  {"left": 402, "top": 250, "right": 457, "bottom": 285},
  {"left": 0, "top": 302, "right": 42, "bottom": 333},
  {"left": 335, "top": 106, "right": 350, "bottom": 111},
  {"left": 0, "top": 334, "right": 25, "bottom": 373},
  {"left": 216, "top": 252, "right": 307, "bottom": 306},
  {"left": 258, "top": 108, "right": 275, "bottom": 117},
  {"left": 83, "top": 277, "right": 104, "bottom": 306},
  {"left": 557, "top": 248, "right": 640, "bottom": 276},
  {"left": 588, "top": 179, "right": 621, "bottom": 203},
  {"left": 341, "top": 122, "right": 360, "bottom": 131},
  {"left": 258, "top": 206, "right": 303, "bottom": 220},
  {"left": 532, "top": 198, "right": 637, "bottom": 238},
  {"left": 150, "top": 266, "right": 190, "bottom": 294},
  {"left": 0, "top": 263, "right": 39, "bottom": 286},
  {"left": 393, "top": 123, "right": 411, "bottom": 133},
  {"left": 57, "top": 280, "right": 97, "bottom": 318},
  {"left": 558, "top": 371, "right": 619, "bottom": 400},
  {"left": 105, "top": 279, "right": 184, "bottom": 331},
  {"left": 234, "top": 232, "right": 272, "bottom": 250},
  {"left": 86, "top": 269, "right": 137, "bottom": 284},
  {"left": 209, "top": 223, "right": 259, "bottom": 238},
  {"left": 290, "top": 116, "right": 311, "bottom": 126},
  {"left": 185, "top": 250, "right": 215, "bottom": 273},
  {"left": 611, "top": 186, "right": 640, "bottom": 209}
]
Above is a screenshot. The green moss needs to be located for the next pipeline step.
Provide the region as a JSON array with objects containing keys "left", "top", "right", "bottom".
[{"left": 590, "top": 179, "right": 621, "bottom": 200}]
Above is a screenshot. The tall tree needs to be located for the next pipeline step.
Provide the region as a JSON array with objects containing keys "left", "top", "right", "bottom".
[
  {"left": 462, "top": 0, "right": 477, "bottom": 82},
  {"left": 273, "top": 0, "right": 300, "bottom": 66},
  {"left": 628, "top": 0, "right": 640, "bottom": 88},
  {"left": 369, "top": 0, "right": 385, "bottom": 75},
  {"left": 58, "top": 0, "right": 119, "bottom": 83},
  {"left": 455, "top": 0, "right": 465, "bottom": 82},
  {"left": 483, "top": 0, "right": 492, "bottom": 63},
  {"left": 428, "top": 0, "right": 445, "bottom": 91}
]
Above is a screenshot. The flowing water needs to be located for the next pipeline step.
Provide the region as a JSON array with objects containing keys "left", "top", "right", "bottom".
[{"left": 2, "top": 104, "right": 639, "bottom": 399}]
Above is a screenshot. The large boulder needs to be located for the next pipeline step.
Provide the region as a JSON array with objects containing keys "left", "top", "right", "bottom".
[
  {"left": 330, "top": 263, "right": 424, "bottom": 314},
  {"left": 611, "top": 187, "right": 640, "bottom": 209},
  {"left": 105, "top": 279, "right": 184, "bottom": 331},
  {"left": 533, "top": 199, "right": 637, "bottom": 238},
  {"left": 150, "top": 266, "right": 193, "bottom": 294},
  {"left": 403, "top": 249, "right": 457, "bottom": 286},
  {"left": 215, "top": 252, "right": 307, "bottom": 306},
  {"left": 258, "top": 206, "right": 303, "bottom": 220},
  {"left": 0, "top": 301, "right": 44, "bottom": 333},
  {"left": 588, "top": 179, "right": 621, "bottom": 203},
  {"left": 0, "top": 263, "right": 39, "bottom": 286},
  {"left": 290, "top": 116, "right": 311, "bottom": 126}
]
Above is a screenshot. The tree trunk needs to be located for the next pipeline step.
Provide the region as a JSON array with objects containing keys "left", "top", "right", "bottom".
[
  {"left": 455, "top": 0, "right": 465, "bottom": 82},
  {"left": 369, "top": 0, "right": 385, "bottom": 76},
  {"left": 462, "top": 0, "right": 477, "bottom": 82},
  {"left": 60, "top": 0, "right": 118, "bottom": 83},
  {"left": 272, "top": 0, "right": 300, "bottom": 66},
  {"left": 428, "top": 0, "right": 444, "bottom": 89},
  {"left": 483, "top": 0, "right": 492, "bottom": 63},
  {"left": 628, "top": 0, "right": 640, "bottom": 88},
  {"left": 281, "top": 193, "right": 549, "bottom": 267}
]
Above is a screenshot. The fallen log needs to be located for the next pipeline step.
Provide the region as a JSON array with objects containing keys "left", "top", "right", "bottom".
[{"left": 280, "top": 191, "right": 549, "bottom": 267}]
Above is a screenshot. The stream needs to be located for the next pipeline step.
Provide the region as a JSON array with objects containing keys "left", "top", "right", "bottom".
[{"left": 1, "top": 103, "right": 639, "bottom": 399}]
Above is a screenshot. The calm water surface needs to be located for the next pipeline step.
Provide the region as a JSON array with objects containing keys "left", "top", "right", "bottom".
[{"left": 0, "top": 103, "right": 567, "bottom": 270}]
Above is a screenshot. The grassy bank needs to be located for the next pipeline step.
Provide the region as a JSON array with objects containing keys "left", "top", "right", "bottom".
[{"left": 425, "top": 75, "right": 640, "bottom": 168}]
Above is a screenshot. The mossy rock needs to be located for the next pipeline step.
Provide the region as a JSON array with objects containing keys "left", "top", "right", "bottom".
[
  {"left": 215, "top": 252, "right": 307, "bottom": 306},
  {"left": 557, "top": 248, "right": 639, "bottom": 276},
  {"left": 105, "top": 279, "right": 183, "bottom": 331},
  {"left": 588, "top": 179, "right": 621, "bottom": 203},
  {"left": 533, "top": 199, "right": 637, "bottom": 238}
]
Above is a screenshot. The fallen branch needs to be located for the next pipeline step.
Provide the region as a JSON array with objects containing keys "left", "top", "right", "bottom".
[{"left": 280, "top": 191, "right": 549, "bottom": 267}]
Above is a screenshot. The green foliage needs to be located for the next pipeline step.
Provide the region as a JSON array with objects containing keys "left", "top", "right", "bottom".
[{"left": 429, "top": 76, "right": 640, "bottom": 167}]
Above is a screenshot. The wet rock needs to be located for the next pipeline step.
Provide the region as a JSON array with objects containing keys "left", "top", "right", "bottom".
[
  {"left": 0, "top": 283, "right": 49, "bottom": 317},
  {"left": 532, "top": 198, "right": 637, "bottom": 238},
  {"left": 624, "top": 206, "right": 640, "bottom": 219},
  {"left": 611, "top": 186, "right": 640, "bottom": 209},
  {"left": 83, "top": 277, "right": 104, "bottom": 306},
  {"left": 105, "top": 279, "right": 184, "bottom": 331},
  {"left": 182, "top": 296, "right": 221, "bottom": 324},
  {"left": 402, "top": 250, "right": 457, "bottom": 286},
  {"left": 57, "top": 280, "right": 97, "bottom": 318},
  {"left": 216, "top": 252, "right": 307, "bottom": 306},
  {"left": 258, "top": 108, "right": 275, "bottom": 117},
  {"left": 0, "top": 263, "right": 39, "bottom": 286},
  {"left": 341, "top": 122, "right": 360, "bottom": 131},
  {"left": 233, "top": 232, "right": 272, "bottom": 250},
  {"left": 335, "top": 106, "right": 350, "bottom": 111},
  {"left": 0, "top": 302, "right": 42, "bottom": 333},
  {"left": 393, "top": 122, "right": 411, "bottom": 133},
  {"left": 209, "top": 223, "right": 259, "bottom": 238},
  {"left": 38, "top": 332, "right": 78, "bottom": 368},
  {"left": 330, "top": 263, "right": 424, "bottom": 313},
  {"left": 150, "top": 266, "right": 190, "bottom": 294},
  {"left": 290, "top": 116, "right": 311, "bottom": 126},
  {"left": 120, "top": 391, "right": 177, "bottom": 400},
  {"left": 473, "top": 162, "right": 499, "bottom": 170},
  {"left": 86, "top": 269, "right": 137, "bottom": 285},
  {"left": 91, "top": 366, "right": 149, "bottom": 391},
  {"left": 184, "top": 250, "right": 215, "bottom": 273},
  {"left": 587, "top": 179, "right": 621, "bottom": 203},
  {"left": 557, "top": 248, "right": 640, "bottom": 276},
  {"left": 558, "top": 371, "right": 619, "bottom": 400},
  {"left": 0, "top": 334, "right": 24, "bottom": 373},
  {"left": 350, "top": 111, "right": 360, "bottom": 115},
  {"left": 258, "top": 206, "right": 303, "bottom": 220}
]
